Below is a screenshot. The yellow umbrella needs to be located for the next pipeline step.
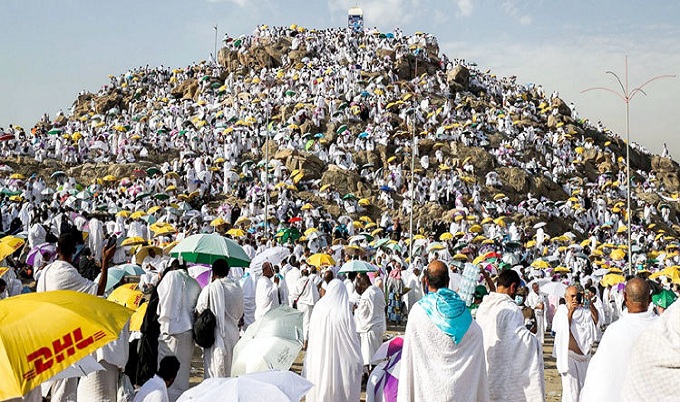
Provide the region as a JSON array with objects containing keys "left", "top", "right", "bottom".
[
  {"left": 165, "top": 185, "right": 177, "bottom": 192},
  {"left": 307, "top": 253, "right": 336, "bottom": 267},
  {"left": 0, "top": 290, "right": 132, "bottom": 400},
  {"left": 115, "top": 210, "right": 131, "bottom": 219},
  {"left": 413, "top": 234, "right": 426, "bottom": 240},
  {"left": 226, "top": 228, "right": 246, "bottom": 237},
  {"left": 553, "top": 266, "right": 570, "bottom": 273},
  {"left": 9, "top": 173, "right": 25, "bottom": 180},
  {"left": 469, "top": 224, "right": 483, "bottom": 233},
  {"left": 649, "top": 266, "right": 680, "bottom": 284},
  {"left": 439, "top": 232, "right": 454, "bottom": 241},
  {"left": 0, "top": 236, "right": 25, "bottom": 260},
  {"left": 129, "top": 302, "right": 148, "bottom": 332},
  {"left": 135, "top": 245, "right": 163, "bottom": 265},
  {"left": 102, "top": 175, "right": 118, "bottom": 182},
  {"left": 610, "top": 249, "right": 626, "bottom": 261},
  {"left": 162, "top": 240, "right": 178, "bottom": 255},
  {"left": 234, "top": 217, "right": 251, "bottom": 226},
  {"left": 121, "top": 237, "right": 147, "bottom": 247},
  {"left": 129, "top": 211, "right": 147, "bottom": 220},
  {"left": 304, "top": 227, "right": 318, "bottom": 236},
  {"left": 600, "top": 273, "right": 625, "bottom": 287},
  {"left": 210, "top": 217, "right": 227, "bottom": 227},
  {"left": 301, "top": 203, "right": 314, "bottom": 211},
  {"left": 531, "top": 259, "right": 551, "bottom": 269},
  {"left": 453, "top": 253, "right": 468, "bottom": 261},
  {"left": 147, "top": 206, "right": 161, "bottom": 215},
  {"left": 107, "top": 286, "right": 145, "bottom": 309}
]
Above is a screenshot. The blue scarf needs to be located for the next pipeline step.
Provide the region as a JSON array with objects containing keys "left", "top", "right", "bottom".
[{"left": 417, "top": 288, "right": 472, "bottom": 344}]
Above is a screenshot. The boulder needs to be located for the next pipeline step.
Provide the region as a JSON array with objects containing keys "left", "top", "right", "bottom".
[
  {"left": 447, "top": 64, "right": 470, "bottom": 91},
  {"left": 286, "top": 152, "right": 325, "bottom": 180},
  {"left": 551, "top": 97, "right": 572, "bottom": 117},
  {"left": 170, "top": 79, "right": 200, "bottom": 101},
  {"left": 652, "top": 155, "right": 679, "bottom": 173},
  {"left": 320, "top": 165, "right": 371, "bottom": 197}
]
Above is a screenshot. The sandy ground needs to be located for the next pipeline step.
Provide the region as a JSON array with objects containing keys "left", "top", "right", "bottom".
[{"left": 189, "top": 325, "right": 563, "bottom": 401}]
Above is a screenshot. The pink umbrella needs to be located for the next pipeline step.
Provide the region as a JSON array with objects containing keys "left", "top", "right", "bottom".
[
  {"left": 187, "top": 264, "right": 212, "bottom": 288},
  {"left": 368, "top": 336, "right": 403, "bottom": 402}
]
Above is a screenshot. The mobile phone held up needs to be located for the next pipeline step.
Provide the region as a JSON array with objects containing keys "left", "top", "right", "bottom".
[
  {"left": 576, "top": 293, "right": 583, "bottom": 305},
  {"left": 106, "top": 235, "right": 118, "bottom": 249}
]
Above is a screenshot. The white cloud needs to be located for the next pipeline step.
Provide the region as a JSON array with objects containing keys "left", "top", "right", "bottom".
[
  {"left": 501, "top": 0, "right": 532, "bottom": 25},
  {"left": 454, "top": 0, "right": 474, "bottom": 17}
]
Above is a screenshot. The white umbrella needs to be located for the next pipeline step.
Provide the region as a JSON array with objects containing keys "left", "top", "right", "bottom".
[
  {"left": 177, "top": 370, "right": 312, "bottom": 402},
  {"left": 41, "top": 355, "right": 104, "bottom": 397},
  {"left": 533, "top": 222, "right": 547, "bottom": 229},
  {"left": 537, "top": 281, "right": 568, "bottom": 298},
  {"left": 231, "top": 305, "right": 303, "bottom": 376},
  {"left": 250, "top": 246, "right": 291, "bottom": 273}
]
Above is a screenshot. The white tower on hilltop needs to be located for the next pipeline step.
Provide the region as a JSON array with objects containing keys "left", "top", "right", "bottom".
[{"left": 348, "top": 6, "right": 364, "bottom": 32}]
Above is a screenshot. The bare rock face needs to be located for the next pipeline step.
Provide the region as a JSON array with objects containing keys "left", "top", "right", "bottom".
[
  {"left": 170, "top": 79, "right": 200, "bottom": 101},
  {"left": 446, "top": 64, "right": 470, "bottom": 92},
  {"left": 321, "top": 165, "right": 371, "bottom": 197}
]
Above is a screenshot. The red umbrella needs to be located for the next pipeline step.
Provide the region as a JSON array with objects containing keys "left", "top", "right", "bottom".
[
  {"left": 0, "top": 134, "right": 14, "bottom": 142},
  {"left": 288, "top": 216, "right": 303, "bottom": 223}
]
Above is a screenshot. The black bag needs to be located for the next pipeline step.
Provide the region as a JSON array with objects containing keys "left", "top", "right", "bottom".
[{"left": 193, "top": 292, "right": 216, "bottom": 348}]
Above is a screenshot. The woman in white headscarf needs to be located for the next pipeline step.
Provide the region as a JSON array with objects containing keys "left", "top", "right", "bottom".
[{"left": 303, "top": 279, "right": 362, "bottom": 402}]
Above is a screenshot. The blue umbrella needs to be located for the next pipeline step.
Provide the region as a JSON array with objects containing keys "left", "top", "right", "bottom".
[
  {"left": 358, "top": 132, "right": 369, "bottom": 138},
  {"left": 361, "top": 91, "right": 370, "bottom": 97},
  {"left": 314, "top": 133, "right": 324, "bottom": 138},
  {"left": 380, "top": 185, "right": 393, "bottom": 192},
  {"left": 96, "top": 264, "right": 145, "bottom": 292}
]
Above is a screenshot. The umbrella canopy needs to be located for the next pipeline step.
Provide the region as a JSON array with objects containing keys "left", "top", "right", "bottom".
[
  {"left": 0, "top": 290, "right": 132, "bottom": 400},
  {"left": 231, "top": 305, "right": 303, "bottom": 376},
  {"left": 250, "top": 247, "right": 291, "bottom": 273},
  {"left": 170, "top": 233, "right": 251, "bottom": 267},
  {"left": 0, "top": 236, "right": 25, "bottom": 260},
  {"left": 226, "top": 228, "right": 246, "bottom": 237},
  {"left": 339, "top": 260, "right": 377, "bottom": 274},
  {"left": 600, "top": 273, "right": 626, "bottom": 287},
  {"left": 26, "top": 243, "right": 57, "bottom": 267},
  {"left": 177, "top": 370, "right": 312, "bottom": 402},
  {"left": 95, "top": 264, "right": 145, "bottom": 293},
  {"left": 306, "top": 253, "right": 335, "bottom": 267},
  {"left": 538, "top": 281, "right": 568, "bottom": 298},
  {"left": 135, "top": 245, "right": 162, "bottom": 265},
  {"left": 120, "top": 236, "right": 147, "bottom": 247},
  {"left": 107, "top": 286, "right": 145, "bottom": 309}
]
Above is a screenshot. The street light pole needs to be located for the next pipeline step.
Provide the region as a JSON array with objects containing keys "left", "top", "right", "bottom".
[
  {"left": 583, "top": 56, "right": 675, "bottom": 275},
  {"left": 408, "top": 55, "right": 419, "bottom": 265},
  {"left": 263, "top": 109, "right": 270, "bottom": 240},
  {"left": 213, "top": 25, "right": 218, "bottom": 64}
]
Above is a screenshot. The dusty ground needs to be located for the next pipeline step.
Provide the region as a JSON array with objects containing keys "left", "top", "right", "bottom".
[{"left": 189, "top": 324, "right": 563, "bottom": 401}]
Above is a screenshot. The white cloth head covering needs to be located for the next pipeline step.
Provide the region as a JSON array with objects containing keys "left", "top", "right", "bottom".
[{"left": 303, "top": 279, "right": 362, "bottom": 402}]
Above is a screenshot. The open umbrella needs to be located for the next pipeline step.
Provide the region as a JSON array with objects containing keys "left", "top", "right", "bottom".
[
  {"left": 652, "top": 289, "right": 677, "bottom": 309},
  {"left": 339, "top": 260, "right": 377, "bottom": 274},
  {"left": 368, "top": 336, "right": 403, "bottom": 402},
  {"left": 250, "top": 247, "right": 291, "bottom": 273},
  {"left": 95, "top": 264, "right": 145, "bottom": 293},
  {"left": 306, "top": 253, "right": 335, "bottom": 267},
  {"left": 0, "top": 290, "right": 132, "bottom": 400},
  {"left": 170, "top": 233, "right": 251, "bottom": 267},
  {"left": 107, "top": 286, "right": 145, "bottom": 309},
  {"left": 134, "top": 245, "right": 162, "bottom": 265},
  {"left": 178, "top": 370, "right": 312, "bottom": 402},
  {"left": 26, "top": 243, "right": 57, "bottom": 267},
  {"left": 0, "top": 236, "right": 25, "bottom": 260},
  {"left": 231, "top": 305, "right": 303, "bottom": 376}
]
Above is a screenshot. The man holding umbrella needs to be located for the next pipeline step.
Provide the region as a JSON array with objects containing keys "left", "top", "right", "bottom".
[{"left": 36, "top": 231, "right": 116, "bottom": 401}]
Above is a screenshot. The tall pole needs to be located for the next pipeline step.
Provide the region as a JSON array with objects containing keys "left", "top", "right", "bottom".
[
  {"left": 409, "top": 56, "right": 418, "bottom": 265},
  {"left": 583, "top": 56, "right": 675, "bottom": 275},
  {"left": 213, "top": 25, "right": 218, "bottom": 63},
  {"left": 263, "top": 109, "right": 270, "bottom": 240}
]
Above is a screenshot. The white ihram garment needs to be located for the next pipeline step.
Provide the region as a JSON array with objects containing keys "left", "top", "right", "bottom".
[{"left": 354, "top": 285, "right": 386, "bottom": 366}]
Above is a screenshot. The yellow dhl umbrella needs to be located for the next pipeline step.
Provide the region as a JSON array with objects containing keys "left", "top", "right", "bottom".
[
  {"left": 226, "top": 228, "right": 246, "bottom": 237},
  {"left": 610, "top": 248, "right": 626, "bottom": 261},
  {"left": 121, "top": 237, "right": 147, "bottom": 247},
  {"left": 413, "top": 234, "right": 426, "bottom": 240},
  {"left": 453, "top": 253, "right": 468, "bottom": 261},
  {"left": 102, "top": 175, "right": 117, "bottom": 182},
  {"left": 0, "top": 290, "right": 133, "bottom": 400},
  {"left": 0, "top": 236, "right": 25, "bottom": 260},
  {"left": 600, "top": 273, "right": 625, "bottom": 287},
  {"left": 304, "top": 227, "right": 318, "bottom": 236},
  {"left": 129, "top": 302, "right": 148, "bottom": 332},
  {"left": 440, "top": 232, "right": 454, "bottom": 241},
  {"left": 553, "top": 266, "right": 570, "bottom": 273},
  {"left": 107, "top": 286, "right": 145, "bottom": 309},
  {"left": 210, "top": 217, "right": 227, "bottom": 227},
  {"left": 307, "top": 253, "right": 336, "bottom": 267},
  {"left": 301, "top": 203, "right": 314, "bottom": 211}
]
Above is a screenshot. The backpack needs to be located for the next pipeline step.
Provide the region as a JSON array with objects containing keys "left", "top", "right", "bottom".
[{"left": 193, "top": 291, "right": 216, "bottom": 348}]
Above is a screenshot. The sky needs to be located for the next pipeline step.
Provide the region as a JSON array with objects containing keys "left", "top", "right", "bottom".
[{"left": 1, "top": 0, "right": 679, "bottom": 157}]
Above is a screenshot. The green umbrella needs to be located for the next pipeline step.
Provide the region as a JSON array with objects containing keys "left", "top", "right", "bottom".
[
  {"left": 146, "top": 167, "right": 161, "bottom": 176},
  {"left": 47, "top": 128, "right": 63, "bottom": 135},
  {"left": 652, "top": 289, "right": 678, "bottom": 309},
  {"left": 279, "top": 227, "right": 301, "bottom": 244},
  {"left": 305, "top": 139, "right": 315, "bottom": 151},
  {"left": 285, "top": 90, "right": 296, "bottom": 96},
  {"left": 170, "top": 233, "right": 251, "bottom": 267},
  {"left": 154, "top": 193, "right": 170, "bottom": 200},
  {"left": 336, "top": 124, "right": 348, "bottom": 134},
  {"left": 343, "top": 193, "right": 357, "bottom": 200}
]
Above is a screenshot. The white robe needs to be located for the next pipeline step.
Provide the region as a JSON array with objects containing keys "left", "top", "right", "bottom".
[
  {"left": 552, "top": 305, "right": 597, "bottom": 402},
  {"left": 355, "top": 285, "right": 386, "bottom": 366},
  {"left": 303, "top": 279, "right": 362, "bottom": 402},
  {"left": 36, "top": 260, "right": 98, "bottom": 294},
  {"left": 580, "top": 310, "right": 657, "bottom": 402},
  {"left": 621, "top": 302, "right": 680, "bottom": 401},
  {"left": 133, "top": 375, "right": 168, "bottom": 402},
  {"left": 254, "top": 275, "right": 279, "bottom": 322},
  {"left": 476, "top": 292, "right": 545, "bottom": 402},
  {"left": 398, "top": 303, "right": 489, "bottom": 402},
  {"left": 195, "top": 277, "right": 244, "bottom": 378}
]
